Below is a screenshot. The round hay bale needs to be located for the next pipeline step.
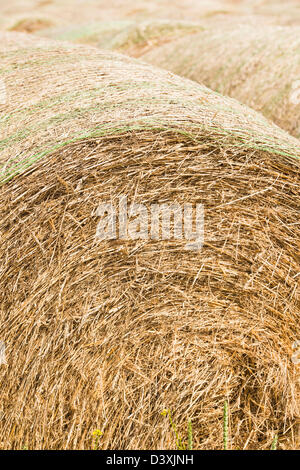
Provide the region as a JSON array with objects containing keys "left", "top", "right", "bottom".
[
  {"left": 38, "top": 20, "right": 204, "bottom": 56},
  {"left": 141, "top": 24, "right": 300, "bottom": 138},
  {"left": 0, "top": 32, "right": 300, "bottom": 450}
]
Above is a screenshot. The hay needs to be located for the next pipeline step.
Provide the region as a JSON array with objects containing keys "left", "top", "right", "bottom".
[
  {"left": 36, "top": 15, "right": 275, "bottom": 55},
  {"left": 1, "top": 0, "right": 300, "bottom": 34},
  {"left": 0, "top": 32, "right": 300, "bottom": 450},
  {"left": 0, "top": 0, "right": 236, "bottom": 31},
  {"left": 251, "top": 0, "right": 300, "bottom": 26},
  {"left": 141, "top": 24, "right": 300, "bottom": 138},
  {"left": 38, "top": 20, "right": 204, "bottom": 56},
  {"left": 38, "top": 20, "right": 136, "bottom": 47},
  {"left": 7, "top": 17, "right": 53, "bottom": 34}
]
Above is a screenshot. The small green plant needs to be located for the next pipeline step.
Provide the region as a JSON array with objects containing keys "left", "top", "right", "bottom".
[
  {"left": 271, "top": 434, "right": 278, "bottom": 450},
  {"left": 223, "top": 400, "right": 229, "bottom": 450},
  {"left": 161, "top": 402, "right": 279, "bottom": 450},
  {"left": 92, "top": 429, "right": 103, "bottom": 450},
  {"left": 161, "top": 408, "right": 193, "bottom": 450},
  {"left": 187, "top": 418, "right": 193, "bottom": 450}
]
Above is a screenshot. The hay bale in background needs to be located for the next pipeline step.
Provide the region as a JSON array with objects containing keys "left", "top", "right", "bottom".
[
  {"left": 38, "top": 20, "right": 204, "bottom": 55},
  {"left": 252, "top": 0, "right": 300, "bottom": 26},
  {"left": 7, "top": 17, "right": 53, "bottom": 33},
  {"left": 0, "top": 33, "right": 299, "bottom": 450},
  {"left": 34, "top": 15, "right": 276, "bottom": 57},
  {"left": 0, "top": 0, "right": 237, "bottom": 32},
  {"left": 1, "top": 0, "right": 300, "bottom": 34},
  {"left": 37, "top": 20, "right": 136, "bottom": 47},
  {"left": 141, "top": 24, "right": 300, "bottom": 138}
]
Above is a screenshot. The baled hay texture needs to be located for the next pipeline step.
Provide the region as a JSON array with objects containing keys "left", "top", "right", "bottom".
[
  {"left": 142, "top": 24, "right": 300, "bottom": 139},
  {"left": 38, "top": 20, "right": 204, "bottom": 56},
  {"left": 0, "top": 33, "right": 300, "bottom": 450}
]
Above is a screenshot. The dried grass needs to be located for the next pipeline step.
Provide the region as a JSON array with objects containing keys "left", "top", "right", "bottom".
[
  {"left": 0, "top": 33, "right": 300, "bottom": 450},
  {"left": 141, "top": 24, "right": 300, "bottom": 139}
]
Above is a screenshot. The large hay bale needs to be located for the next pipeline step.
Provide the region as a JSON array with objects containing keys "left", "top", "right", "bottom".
[
  {"left": 0, "top": 32, "right": 300, "bottom": 450},
  {"left": 142, "top": 24, "right": 300, "bottom": 138}
]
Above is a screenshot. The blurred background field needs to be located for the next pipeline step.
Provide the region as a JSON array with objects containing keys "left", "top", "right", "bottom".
[{"left": 1, "top": 0, "right": 300, "bottom": 34}]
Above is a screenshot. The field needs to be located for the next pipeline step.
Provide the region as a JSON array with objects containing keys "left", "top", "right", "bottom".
[{"left": 0, "top": 0, "right": 299, "bottom": 451}]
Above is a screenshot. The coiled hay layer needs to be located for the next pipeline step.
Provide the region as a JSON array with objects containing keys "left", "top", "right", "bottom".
[
  {"left": 142, "top": 24, "right": 300, "bottom": 138},
  {"left": 0, "top": 33, "right": 300, "bottom": 449}
]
